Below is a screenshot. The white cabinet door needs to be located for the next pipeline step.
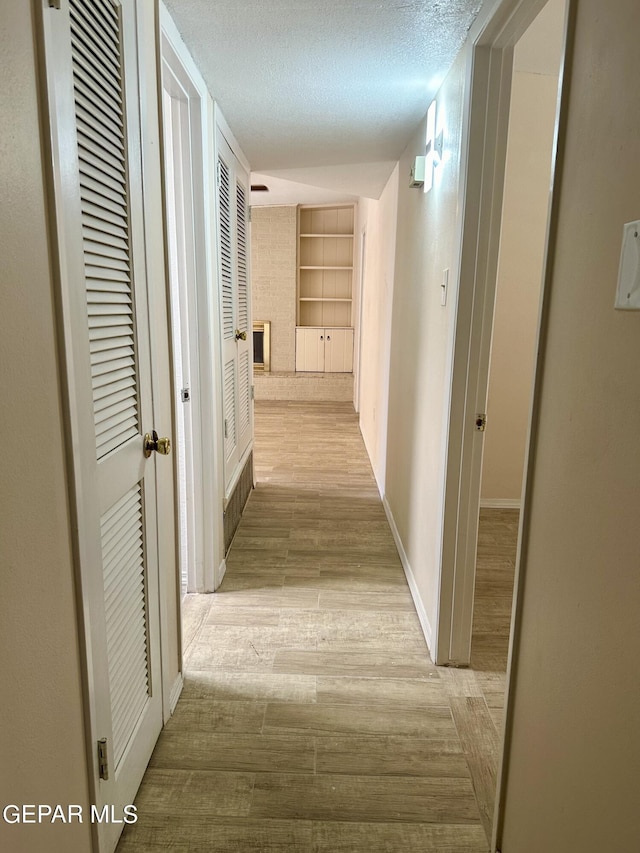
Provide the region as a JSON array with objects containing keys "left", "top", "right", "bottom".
[
  {"left": 324, "top": 328, "right": 354, "bottom": 372},
  {"left": 296, "top": 327, "right": 325, "bottom": 371},
  {"left": 296, "top": 327, "right": 354, "bottom": 372}
]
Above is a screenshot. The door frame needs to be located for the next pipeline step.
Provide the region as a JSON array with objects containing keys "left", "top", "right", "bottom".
[
  {"left": 354, "top": 225, "right": 367, "bottom": 413},
  {"left": 160, "top": 5, "right": 225, "bottom": 592},
  {"left": 435, "top": 0, "right": 573, "bottom": 668},
  {"left": 162, "top": 82, "right": 199, "bottom": 597},
  {"left": 161, "top": 17, "right": 206, "bottom": 596}
]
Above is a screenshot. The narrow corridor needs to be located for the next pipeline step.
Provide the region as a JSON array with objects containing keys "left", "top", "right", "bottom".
[{"left": 118, "top": 401, "right": 516, "bottom": 852}]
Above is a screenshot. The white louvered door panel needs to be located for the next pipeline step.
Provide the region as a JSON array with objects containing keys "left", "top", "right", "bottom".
[
  {"left": 235, "top": 175, "right": 252, "bottom": 455},
  {"left": 217, "top": 139, "right": 239, "bottom": 482},
  {"left": 216, "top": 129, "right": 253, "bottom": 490},
  {"left": 238, "top": 350, "right": 250, "bottom": 436},
  {"left": 41, "top": 2, "right": 164, "bottom": 850},
  {"left": 223, "top": 360, "right": 237, "bottom": 461},
  {"left": 236, "top": 180, "right": 248, "bottom": 334},
  {"left": 100, "top": 484, "right": 148, "bottom": 769},
  {"left": 74, "top": 0, "right": 140, "bottom": 459},
  {"left": 219, "top": 156, "right": 234, "bottom": 342}
]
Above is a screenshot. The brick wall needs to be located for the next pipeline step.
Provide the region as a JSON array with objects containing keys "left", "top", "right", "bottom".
[{"left": 251, "top": 205, "right": 297, "bottom": 372}]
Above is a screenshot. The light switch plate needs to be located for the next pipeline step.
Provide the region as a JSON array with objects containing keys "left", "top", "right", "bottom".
[{"left": 615, "top": 221, "right": 640, "bottom": 310}]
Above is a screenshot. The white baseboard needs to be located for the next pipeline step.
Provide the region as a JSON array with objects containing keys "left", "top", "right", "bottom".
[
  {"left": 169, "top": 673, "right": 183, "bottom": 715},
  {"left": 480, "top": 498, "right": 521, "bottom": 509},
  {"left": 382, "top": 495, "right": 433, "bottom": 655},
  {"left": 214, "top": 558, "right": 227, "bottom": 590},
  {"left": 360, "top": 427, "right": 385, "bottom": 499}
]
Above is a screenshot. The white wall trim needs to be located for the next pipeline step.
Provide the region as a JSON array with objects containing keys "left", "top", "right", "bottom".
[
  {"left": 215, "top": 558, "right": 227, "bottom": 590},
  {"left": 382, "top": 496, "right": 433, "bottom": 656},
  {"left": 353, "top": 223, "right": 365, "bottom": 413},
  {"left": 160, "top": 6, "right": 221, "bottom": 595},
  {"left": 169, "top": 673, "right": 184, "bottom": 715},
  {"left": 359, "top": 423, "right": 384, "bottom": 499},
  {"left": 480, "top": 498, "right": 522, "bottom": 509},
  {"left": 160, "top": 3, "right": 205, "bottom": 90}
]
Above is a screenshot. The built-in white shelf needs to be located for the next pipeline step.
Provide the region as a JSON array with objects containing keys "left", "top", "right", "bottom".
[
  {"left": 297, "top": 204, "right": 355, "bottom": 333},
  {"left": 299, "top": 233, "right": 354, "bottom": 238},
  {"left": 300, "top": 265, "right": 353, "bottom": 270}
]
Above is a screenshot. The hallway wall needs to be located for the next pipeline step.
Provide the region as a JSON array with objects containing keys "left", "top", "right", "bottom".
[
  {"left": 355, "top": 164, "right": 399, "bottom": 493},
  {"left": 0, "top": 3, "right": 92, "bottom": 851},
  {"left": 382, "top": 47, "right": 469, "bottom": 645},
  {"left": 499, "top": 0, "right": 640, "bottom": 849}
]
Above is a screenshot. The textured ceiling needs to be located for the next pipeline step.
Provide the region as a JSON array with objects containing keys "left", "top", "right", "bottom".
[
  {"left": 250, "top": 172, "right": 359, "bottom": 207},
  {"left": 163, "top": 0, "right": 484, "bottom": 177},
  {"left": 252, "top": 160, "right": 397, "bottom": 206}
]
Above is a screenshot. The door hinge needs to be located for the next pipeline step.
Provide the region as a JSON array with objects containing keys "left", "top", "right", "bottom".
[
  {"left": 224, "top": 418, "right": 228, "bottom": 438},
  {"left": 47, "top": 0, "right": 61, "bottom": 7},
  {"left": 248, "top": 205, "right": 252, "bottom": 222},
  {"left": 475, "top": 413, "right": 487, "bottom": 432},
  {"left": 98, "top": 738, "right": 109, "bottom": 781},
  {"left": 216, "top": 161, "right": 221, "bottom": 187},
  {"left": 251, "top": 385, "right": 255, "bottom": 400}
]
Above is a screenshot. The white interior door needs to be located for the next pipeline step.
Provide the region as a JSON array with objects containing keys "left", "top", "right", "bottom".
[
  {"left": 216, "top": 129, "right": 253, "bottom": 494},
  {"left": 41, "top": 1, "right": 167, "bottom": 849}
]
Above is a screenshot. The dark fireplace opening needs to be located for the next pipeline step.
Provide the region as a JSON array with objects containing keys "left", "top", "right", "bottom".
[
  {"left": 252, "top": 321, "right": 270, "bottom": 371},
  {"left": 253, "top": 330, "right": 264, "bottom": 364}
]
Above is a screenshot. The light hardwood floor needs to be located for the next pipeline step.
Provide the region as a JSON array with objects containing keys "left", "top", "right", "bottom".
[{"left": 117, "top": 401, "right": 517, "bottom": 852}]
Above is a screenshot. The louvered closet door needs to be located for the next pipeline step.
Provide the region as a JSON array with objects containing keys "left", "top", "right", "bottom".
[
  {"left": 235, "top": 173, "right": 252, "bottom": 459},
  {"left": 41, "top": 2, "right": 164, "bottom": 849},
  {"left": 216, "top": 130, "right": 253, "bottom": 492}
]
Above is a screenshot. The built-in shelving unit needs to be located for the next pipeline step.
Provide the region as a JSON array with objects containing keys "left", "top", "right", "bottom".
[{"left": 297, "top": 205, "right": 354, "bottom": 328}]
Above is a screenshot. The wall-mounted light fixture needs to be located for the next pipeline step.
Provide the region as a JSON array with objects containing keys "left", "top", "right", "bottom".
[
  {"left": 409, "top": 98, "right": 445, "bottom": 190},
  {"left": 424, "top": 99, "right": 444, "bottom": 193},
  {"left": 409, "top": 155, "right": 426, "bottom": 188},
  {"left": 427, "top": 128, "right": 444, "bottom": 165}
]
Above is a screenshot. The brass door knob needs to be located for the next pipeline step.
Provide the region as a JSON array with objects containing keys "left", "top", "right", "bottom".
[
  {"left": 144, "top": 430, "right": 171, "bottom": 458},
  {"left": 235, "top": 329, "right": 247, "bottom": 341}
]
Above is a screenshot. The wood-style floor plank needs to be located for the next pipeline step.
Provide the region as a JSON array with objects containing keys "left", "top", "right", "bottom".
[
  {"left": 117, "top": 401, "right": 516, "bottom": 852},
  {"left": 250, "top": 773, "right": 480, "bottom": 824},
  {"left": 450, "top": 697, "right": 503, "bottom": 840},
  {"left": 311, "top": 821, "right": 488, "bottom": 853}
]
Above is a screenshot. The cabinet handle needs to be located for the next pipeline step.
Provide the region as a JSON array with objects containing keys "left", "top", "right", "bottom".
[
  {"left": 327, "top": 335, "right": 331, "bottom": 341},
  {"left": 320, "top": 335, "right": 323, "bottom": 340}
]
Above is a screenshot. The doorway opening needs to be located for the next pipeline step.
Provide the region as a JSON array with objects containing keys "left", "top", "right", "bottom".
[
  {"left": 438, "top": 0, "right": 571, "bottom": 671},
  {"left": 471, "top": 0, "right": 568, "bottom": 672}
]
